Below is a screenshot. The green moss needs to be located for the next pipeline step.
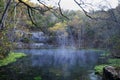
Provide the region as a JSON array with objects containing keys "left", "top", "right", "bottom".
[
  {"left": 0, "top": 52, "right": 26, "bottom": 67},
  {"left": 34, "top": 76, "right": 42, "bottom": 80},
  {"left": 94, "top": 65, "right": 108, "bottom": 75}
]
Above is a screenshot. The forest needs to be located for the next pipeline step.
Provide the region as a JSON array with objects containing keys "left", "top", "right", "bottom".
[{"left": 0, "top": 0, "right": 120, "bottom": 80}]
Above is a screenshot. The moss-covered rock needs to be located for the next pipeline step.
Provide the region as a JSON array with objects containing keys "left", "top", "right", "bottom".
[
  {"left": 94, "top": 65, "right": 108, "bottom": 75},
  {"left": 0, "top": 52, "right": 26, "bottom": 67},
  {"left": 94, "top": 58, "right": 120, "bottom": 76},
  {"left": 103, "top": 66, "right": 120, "bottom": 80}
]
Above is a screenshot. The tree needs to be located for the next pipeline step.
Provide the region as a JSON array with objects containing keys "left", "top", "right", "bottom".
[
  {"left": 0, "top": 0, "right": 69, "bottom": 58},
  {"left": 0, "top": 0, "right": 120, "bottom": 58}
]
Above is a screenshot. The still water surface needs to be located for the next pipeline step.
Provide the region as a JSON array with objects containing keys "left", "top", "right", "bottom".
[{"left": 12, "top": 48, "right": 103, "bottom": 80}]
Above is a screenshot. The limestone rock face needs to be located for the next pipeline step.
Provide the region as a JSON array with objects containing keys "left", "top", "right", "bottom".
[
  {"left": 15, "top": 31, "right": 51, "bottom": 49},
  {"left": 15, "top": 42, "right": 46, "bottom": 49},
  {"left": 31, "top": 32, "right": 48, "bottom": 43},
  {"left": 103, "top": 66, "right": 120, "bottom": 80}
]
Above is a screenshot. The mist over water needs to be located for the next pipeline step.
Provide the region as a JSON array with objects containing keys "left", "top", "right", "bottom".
[
  {"left": 55, "top": 26, "right": 76, "bottom": 49},
  {"left": 16, "top": 49, "right": 102, "bottom": 80},
  {"left": 13, "top": 29, "right": 103, "bottom": 80},
  {"left": 18, "top": 49, "right": 100, "bottom": 67}
]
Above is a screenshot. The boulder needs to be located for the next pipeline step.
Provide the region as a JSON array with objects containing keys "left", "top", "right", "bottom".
[{"left": 103, "top": 66, "right": 120, "bottom": 80}]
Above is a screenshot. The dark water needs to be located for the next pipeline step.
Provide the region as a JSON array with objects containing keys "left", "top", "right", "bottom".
[{"left": 0, "top": 48, "right": 103, "bottom": 80}]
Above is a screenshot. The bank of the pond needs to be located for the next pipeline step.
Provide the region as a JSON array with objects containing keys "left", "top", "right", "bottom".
[
  {"left": 0, "top": 52, "right": 26, "bottom": 67},
  {"left": 94, "top": 58, "right": 120, "bottom": 77}
]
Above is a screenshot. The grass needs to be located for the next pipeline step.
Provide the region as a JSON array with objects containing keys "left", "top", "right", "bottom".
[
  {"left": 108, "top": 58, "right": 120, "bottom": 68},
  {"left": 0, "top": 52, "right": 26, "bottom": 67}
]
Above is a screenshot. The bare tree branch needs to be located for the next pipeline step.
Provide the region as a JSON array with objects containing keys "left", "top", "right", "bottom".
[
  {"left": 18, "top": 0, "right": 35, "bottom": 8},
  {"left": 74, "top": 0, "right": 120, "bottom": 25},
  {"left": 74, "top": 0, "right": 95, "bottom": 19},
  {"left": 0, "top": 0, "right": 69, "bottom": 32},
  {"left": 37, "top": 0, "right": 53, "bottom": 10},
  {"left": 58, "top": 0, "right": 69, "bottom": 20},
  {"left": 27, "top": 7, "right": 47, "bottom": 33},
  {"left": 104, "top": 0, "right": 118, "bottom": 23}
]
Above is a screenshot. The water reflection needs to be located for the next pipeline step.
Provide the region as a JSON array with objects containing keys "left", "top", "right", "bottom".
[{"left": 15, "top": 49, "right": 102, "bottom": 80}]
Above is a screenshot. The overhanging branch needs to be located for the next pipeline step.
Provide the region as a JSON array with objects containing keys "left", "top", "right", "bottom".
[
  {"left": 58, "top": 0, "right": 69, "bottom": 20},
  {"left": 74, "top": 0, "right": 120, "bottom": 24}
]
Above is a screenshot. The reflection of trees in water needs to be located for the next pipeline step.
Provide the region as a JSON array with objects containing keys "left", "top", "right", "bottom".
[{"left": 0, "top": 49, "right": 103, "bottom": 80}]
